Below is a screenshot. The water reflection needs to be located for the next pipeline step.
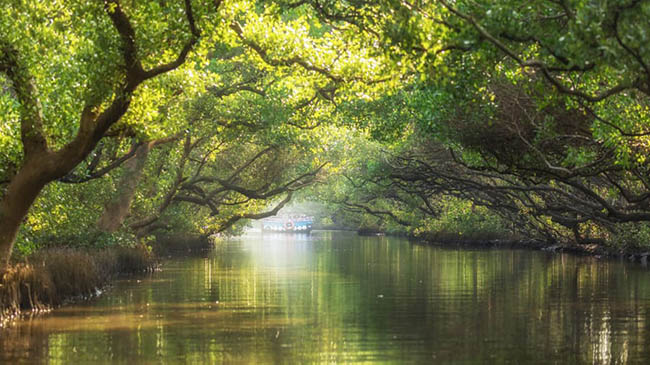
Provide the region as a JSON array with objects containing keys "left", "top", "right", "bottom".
[{"left": 2, "top": 231, "right": 650, "bottom": 363}]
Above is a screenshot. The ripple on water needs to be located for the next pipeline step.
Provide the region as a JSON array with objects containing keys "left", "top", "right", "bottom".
[{"left": 2, "top": 232, "right": 650, "bottom": 363}]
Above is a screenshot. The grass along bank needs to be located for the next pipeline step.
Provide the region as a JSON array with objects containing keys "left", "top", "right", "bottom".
[{"left": 0, "top": 245, "right": 155, "bottom": 327}]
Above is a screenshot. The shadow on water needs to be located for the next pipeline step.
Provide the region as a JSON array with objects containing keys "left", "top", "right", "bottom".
[{"left": 2, "top": 230, "right": 650, "bottom": 363}]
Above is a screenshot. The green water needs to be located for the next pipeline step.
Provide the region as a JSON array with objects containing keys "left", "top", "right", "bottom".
[{"left": 2, "top": 231, "right": 650, "bottom": 363}]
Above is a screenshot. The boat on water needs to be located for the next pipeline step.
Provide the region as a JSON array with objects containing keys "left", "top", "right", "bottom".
[{"left": 262, "top": 214, "right": 314, "bottom": 233}]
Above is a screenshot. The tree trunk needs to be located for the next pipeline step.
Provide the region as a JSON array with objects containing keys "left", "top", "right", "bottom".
[
  {"left": 97, "top": 143, "right": 152, "bottom": 232},
  {"left": 0, "top": 0, "right": 204, "bottom": 268},
  {"left": 97, "top": 136, "right": 179, "bottom": 233},
  {"left": 129, "top": 135, "right": 193, "bottom": 234},
  {"left": 0, "top": 159, "right": 52, "bottom": 271}
]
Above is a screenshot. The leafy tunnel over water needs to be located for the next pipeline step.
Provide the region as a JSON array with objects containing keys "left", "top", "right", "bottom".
[{"left": 4, "top": 1, "right": 650, "bottom": 362}]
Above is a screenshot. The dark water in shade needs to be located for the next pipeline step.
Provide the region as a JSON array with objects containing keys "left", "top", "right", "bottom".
[{"left": 2, "top": 231, "right": 650, "bottom": 364}]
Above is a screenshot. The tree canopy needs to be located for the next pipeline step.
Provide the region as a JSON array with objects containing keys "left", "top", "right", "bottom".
[{"left": 3, "top": 0, "right": 650, "bottom": 266}]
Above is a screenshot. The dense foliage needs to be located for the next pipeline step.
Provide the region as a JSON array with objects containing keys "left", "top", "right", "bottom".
[
  {"left": 298, "top": 0, "right": 650, "bottom": 250},
  {"left": 3, "top": 0, "right": 650, "bottom": 266}
]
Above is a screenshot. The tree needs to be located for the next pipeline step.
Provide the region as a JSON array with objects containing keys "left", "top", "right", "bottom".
[
  {"left": 285, "top": 0, "right": 650, "bottom": 247},
  {"left": 1, "top": 0, "right": 397, "bottom": 262},
  {"left": 0, "top": 0, "right": 221, "bottom": 269}
]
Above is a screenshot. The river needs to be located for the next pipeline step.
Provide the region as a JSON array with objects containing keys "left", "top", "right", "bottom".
[{"left": 1, "top": 231, "right": 650, "bottom": 363}]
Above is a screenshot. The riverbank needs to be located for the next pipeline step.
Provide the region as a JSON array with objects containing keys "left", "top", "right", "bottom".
[
  {"left": 153, "top": 234, "right": 215, "bottom": 256},
  {"left": 0, "top": 233, "right": 218, "bottom": 326},
  {"left": 356, "top": 223, "right": 650, "bottom": 265},
  {"left": 408, "top": 231, "right": 650, "bottom": 265},
  {"left": 0, "top": 245, "right": 156, "bottom": 327}
]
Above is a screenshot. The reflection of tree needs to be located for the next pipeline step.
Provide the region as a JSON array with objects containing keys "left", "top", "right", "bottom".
[
  {"left": 0, "top": 318, "right": 50, "bottom": 362},
  {"left": 3, "top": 235, "right": 650, "bottom": 362},
  {"left": 211, "top": 235, "right": 650, "bottom": 362}
]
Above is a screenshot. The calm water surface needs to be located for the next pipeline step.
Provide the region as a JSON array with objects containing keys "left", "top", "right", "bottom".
[{"left": 2, "top": 231, "right": 650, "bottom": 363}]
